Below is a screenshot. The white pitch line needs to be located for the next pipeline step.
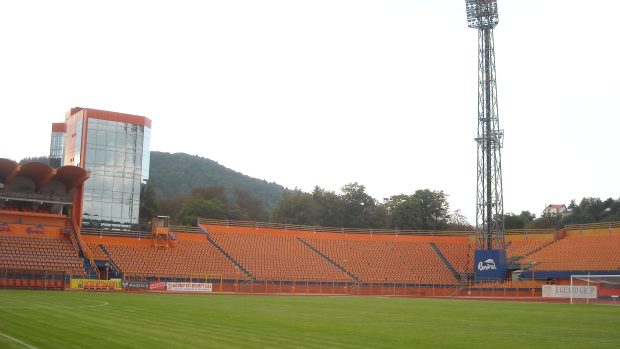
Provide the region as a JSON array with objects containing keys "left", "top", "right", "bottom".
[
  {"left": 85, "top": 301, "right": 109, "bottom": 308},
  {"left": 0, "top": 301, "right": 109, "bottom": 310},
  {"left": 0, "top": 331, "right": 39, "bottom": 349}
]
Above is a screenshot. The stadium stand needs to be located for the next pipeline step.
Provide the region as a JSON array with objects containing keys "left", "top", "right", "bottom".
[
  {"left": 2, "top": 154, "right": 618, "bottom": 299},
  {"left": 207, "top": 229, "right": 351, "bottom": 282},
  {"left": 97, "top": 239, "right": 239, "bottom": 280},
  {"left": 0, "top": 234, "right": 86, "bottom": 276},
  {"left": 88, "top": 243, "right": 108, "bottom": 260},
  {"left": 303, "top": 237, "right": 457, "bottom": 284},
  {"left": 432, "top": 241, "right": 473, "bottom": 274},
  {"left": 523, "top": 234, "right": 620, "bottom": 271},
  {"left": 506, "top": 239, "right": 554, "bottom": 260}
]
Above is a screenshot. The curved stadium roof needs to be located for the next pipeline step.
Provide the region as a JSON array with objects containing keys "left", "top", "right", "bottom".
[{"left": 0, "top": 158, "right": 89, "bottom": 193}]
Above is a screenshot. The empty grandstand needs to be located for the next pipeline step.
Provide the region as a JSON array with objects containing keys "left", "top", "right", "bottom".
[
  {"left": 0, "top": 159, "right": 93, "bottom": 289},
  {"left": 2, "top": 156, "right": 619, "bottom": 300}
]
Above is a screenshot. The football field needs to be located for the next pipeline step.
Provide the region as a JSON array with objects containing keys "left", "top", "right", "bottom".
[{"left": 0, "top": 290, "right": 618, "bottom": 349}]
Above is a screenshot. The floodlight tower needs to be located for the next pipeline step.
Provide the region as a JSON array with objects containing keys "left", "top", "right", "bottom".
[{"left": 466, "top": 0, "right": 505, "bottom": 252}]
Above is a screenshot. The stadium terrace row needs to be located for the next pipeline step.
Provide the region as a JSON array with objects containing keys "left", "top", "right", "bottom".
[
  {"left": 0, "top": 235, "right": 85, "bottom": 277},
  {"left": 2, "top": 217, "right": 620, "bottom": 292}
]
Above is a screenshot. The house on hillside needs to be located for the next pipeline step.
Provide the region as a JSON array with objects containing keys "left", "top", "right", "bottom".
[{"left": 542, "top": 204, "right": 567, "bottom": 217}]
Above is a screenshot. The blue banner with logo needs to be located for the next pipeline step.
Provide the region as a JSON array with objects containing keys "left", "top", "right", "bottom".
[{"left": 474, "top": 249, "right": 507, "bottom": 280}]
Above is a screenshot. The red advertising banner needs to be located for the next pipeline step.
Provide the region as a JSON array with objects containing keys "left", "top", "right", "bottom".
[{"left": 149, "top": 281, "right": 167, "bottom": 291}]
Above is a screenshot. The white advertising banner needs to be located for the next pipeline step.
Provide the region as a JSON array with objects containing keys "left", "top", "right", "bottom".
[
  {"left": 542, "top": 285, "right": 597, "bottom": 299},
  {"left": 166, "top": 282, "right": 213, "bottom": 292}
]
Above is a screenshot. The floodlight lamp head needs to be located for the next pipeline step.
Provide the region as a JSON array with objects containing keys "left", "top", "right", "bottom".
[{"left": 466, "top": 0, "right": 499, "bottom": 29}]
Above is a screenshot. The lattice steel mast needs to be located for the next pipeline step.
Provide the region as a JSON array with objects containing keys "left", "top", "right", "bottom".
[{"left": 466, "top": 0, "right": 505, "bottom": 250}]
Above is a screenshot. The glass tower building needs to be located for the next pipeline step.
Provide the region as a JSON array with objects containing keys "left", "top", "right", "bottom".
[
  {"left": 49, "top": 123, "right": 66, "bottom": 168},
  {"left": 52, "top": 107, "right": 151, "bottom": 230}
]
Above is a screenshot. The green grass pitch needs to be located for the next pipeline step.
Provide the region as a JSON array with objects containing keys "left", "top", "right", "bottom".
[{"left": 1, "top": 290, "right": 619, "bottom": 349}]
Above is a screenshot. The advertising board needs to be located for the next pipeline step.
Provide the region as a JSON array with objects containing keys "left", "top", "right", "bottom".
[
  {"left": 542, "top": 285, "right": 597, "bottom": 299},
  {"left": 166, "top": 282, "right": 213, "bottom": 292}
]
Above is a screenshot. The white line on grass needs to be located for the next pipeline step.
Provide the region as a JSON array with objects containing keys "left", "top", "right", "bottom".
[
  {"left": 0, "top": 331, "right": 39, "bottom": 349},
  {"left": 86, "top": 301, "right": 109, "bottom": 308},
  {"left": 0, "top": 300, "right": 109, "bottom": 310}
]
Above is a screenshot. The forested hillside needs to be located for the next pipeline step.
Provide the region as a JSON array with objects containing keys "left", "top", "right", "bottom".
[{"left": 148, "top": 152, "right": 285, "bottom": 209}]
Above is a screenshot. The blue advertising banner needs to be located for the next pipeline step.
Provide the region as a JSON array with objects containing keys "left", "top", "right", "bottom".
[{"left": 474, "top": 249, "right": 507, "bottom": 280}]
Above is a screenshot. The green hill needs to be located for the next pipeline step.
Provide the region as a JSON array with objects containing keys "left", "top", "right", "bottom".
[{"left": 148, "top": 151, "right": 285, "bottom": 209}]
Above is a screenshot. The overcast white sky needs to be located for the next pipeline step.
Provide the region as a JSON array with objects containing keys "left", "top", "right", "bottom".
[{"left": 1, "top": 0, "right": 618, "bottom": 223}]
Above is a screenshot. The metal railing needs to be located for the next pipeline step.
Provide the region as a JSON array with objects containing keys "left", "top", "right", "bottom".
[
  {"left": 565, "top": 221, "right": 620, "bottom": 232},
  {"left": 197, "top": 218, "right": 563, "bottom": 238},
  {"left": 77, "top": 219, "right": 620, "bottom": 239},
  {"left": 69, "top": 220, "right": 100, "bottom": 279},
  {"left": 80, "top": 225, "right": 202, "bottom": 239},
  {"left": 197, "top": 218, "right": 474, "bottom": 236}
]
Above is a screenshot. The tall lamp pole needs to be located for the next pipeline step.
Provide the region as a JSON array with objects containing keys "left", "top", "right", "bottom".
[{"left": 466, "top": 0, "right": 505, "bottom": 250}]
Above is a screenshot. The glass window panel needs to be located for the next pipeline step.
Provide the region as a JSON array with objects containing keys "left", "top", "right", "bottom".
[
  {"left": 94, "top": 175, "right": 104, "bottom": 190},
  {"left": 102, "top": 204, "right": 111, "bottom": 217},
  {"left": 135, "top": 153, "right": 142, "bottom": 167},
  {"left": 97, "top": 130, "right": 106, "bottom": 145},
  {"left": 124, "top": 178, "right": 133, "bottom": 192},
  {"left": 125, "top": 152, "right": 134, "bottom": 166},
  {"left": 92, "top": 201, "right": 102, "bottom": 218},
  {"left": 105, "top": 150, "right": 115, "bottom": 166},
  {"left": 86, "top": 129, "right": 96, "bottom": 145},
  {"left": 116, "top": 132, "right": 126, "bottom": 149},
  {"left": 104, "top": 167, "right": 114, "bottom": 178},
  {"left": 82, "top": 201, "right": 92, "bottom": 215},
  {"left": 115, "top": 151, "right": 125, "bottom": 165},
  {"left": 112, "top": 204, "right": 121, "bottom": 219},
  {"left": 121, "top": 204, "right": 130, "bottom": 220},
  {"left": 112, "top": 177, "right": 123, "bottom": 192},
  {"left": 103, "top": 176, "right": 113, "bottom": 191},
  {"left": 123, "top": 191, "right": 134, "bottom": 202},
  {"left": 95, "top": 149, "right": 105, "bottom": 164},
  {"left": 106, "top": 131, "right": 116, "bottom": 147},
  {"left": 141, "top": 151, "right": 150, "bottom": 182},
  {"left": 113, "top": 191, "right": 123, "bottom": 200}
]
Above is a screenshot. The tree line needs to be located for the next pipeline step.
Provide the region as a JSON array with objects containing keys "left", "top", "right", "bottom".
[
  {"left": 141, "top": 180, "right": 619, "bottom": 231},
  {"left": 503, "top": 197, "right": 620, "bottom": 230},
  {"left": 140, "top": 184, "right": 267, "bottom": 226},
  {"left": 141, "top": 182, "right": 468, "bottom": 230}
]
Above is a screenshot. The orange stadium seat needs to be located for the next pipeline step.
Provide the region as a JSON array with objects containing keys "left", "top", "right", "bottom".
[
  {"left": 433, "top": 242, "right": 473, "bottom": 273},
  {"left": 303, "top": 237, "right": 458, "bottom": 285},
  {"left": 208, "top": 229, "right": 351, "bottom": 283},
  {"left": 523, "top": 234, "right": 620, "bottom": 271},
  {"left": 99, "top": 239, "right": 239, "bottom": 280},
  {"left": 0, "top": 234, "right": 86, "bottom": 277}
]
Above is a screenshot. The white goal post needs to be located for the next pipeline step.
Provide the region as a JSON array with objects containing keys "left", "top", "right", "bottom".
[{"left": 569, "top": 274, "right": 620, "bottom": 304}]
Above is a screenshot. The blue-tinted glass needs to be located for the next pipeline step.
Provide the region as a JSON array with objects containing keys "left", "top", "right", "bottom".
[
  {"left": 106, "top": 131, "right": 116, "bottom": 147},
  {"left": 97, "top": 130, "right": 106, "bottom": 145},
  {"left": 105, "top": 150, "right": 114, "bottom": 166},
  {"left": 81, "top": 117, "right": 150, "bottom": 229}
]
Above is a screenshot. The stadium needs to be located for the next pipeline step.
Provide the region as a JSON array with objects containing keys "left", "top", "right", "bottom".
[
  {"left": 1, "top": 107, "right": 619, "bottom": 347},
  {"left": 2, "top": 1, "right": 620, "bottom": 348}
]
